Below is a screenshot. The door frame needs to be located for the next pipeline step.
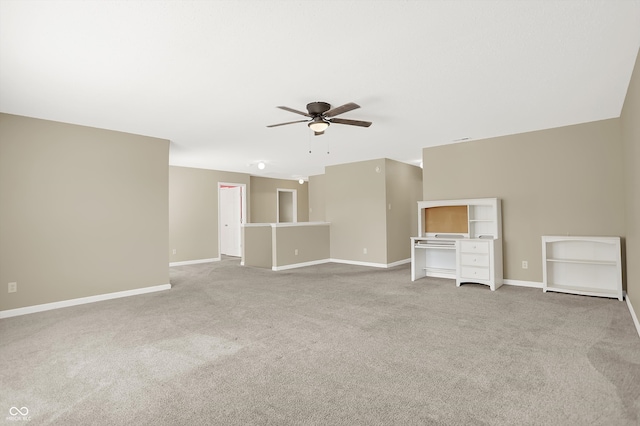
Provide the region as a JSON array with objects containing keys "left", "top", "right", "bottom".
[
  {"left": 276, "top": 188, "right": 297, "bottom": 223},
  {"left": 218, "top": 182, "right": 247, "bottom": 258}
]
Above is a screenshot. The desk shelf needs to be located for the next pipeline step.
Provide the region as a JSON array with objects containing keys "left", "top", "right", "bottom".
[{"left": 411, "top": 237, "right": 457, "bottom": 280}]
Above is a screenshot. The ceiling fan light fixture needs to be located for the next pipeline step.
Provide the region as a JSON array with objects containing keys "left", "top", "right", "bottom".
[
  {"left": 267, "top": 101, "right": 371, "bottom": 133},
  {"left": 308, "top": 118, "right": 329, "bottom": 133}
]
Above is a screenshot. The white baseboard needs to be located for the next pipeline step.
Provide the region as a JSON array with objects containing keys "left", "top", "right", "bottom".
[
  {"left": 387, "top": 258, "right": 412, "bottom": 268},
  {"left": 502, "top": 280, "right": 542, "bottom": 289},
  {"left": 626, "top": 295, "right": 640, "bottom": 339},
  {"left": 503, "top": 279, "right": 543, "bottom": 288},
  {"left": 330, "top": 258, "right": 409, "bottom": 269},
  {"left": 169, "top": 258, "right": 219, "bottom": 267},
  {"left": 0, "top": 283, "right": 172, "bottom": 319},
  {"left": 272, "top": 259, "right": 331, "bottom": 271}
]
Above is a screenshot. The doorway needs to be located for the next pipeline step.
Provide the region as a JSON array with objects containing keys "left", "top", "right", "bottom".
[
  {"left": 277, "top": 189, "right": 297, "bottom": 223},
  {"left": 219, "top": 183, "right": 246, "bottom": 257}
]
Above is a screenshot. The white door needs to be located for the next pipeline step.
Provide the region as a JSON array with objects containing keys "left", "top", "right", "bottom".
[{"left": 220, "top": 186, "right": 242, "bottom": 257}]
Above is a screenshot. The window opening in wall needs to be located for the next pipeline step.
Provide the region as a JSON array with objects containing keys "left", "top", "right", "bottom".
[{"left": 277, "top": 189, "right": 297, "bottom": 223}]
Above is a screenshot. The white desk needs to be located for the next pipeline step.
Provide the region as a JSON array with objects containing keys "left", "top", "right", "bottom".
[
  {"left": 411, "top": 198, "right": 503, "bottom": 291},
  {"left": 411, "top": 236, "right": 503, "bottom": 291}
]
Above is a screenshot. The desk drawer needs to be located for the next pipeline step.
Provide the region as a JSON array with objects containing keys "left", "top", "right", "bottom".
[
  {"left": 460, "top": 266, "right": 490, "bottom": 281},
  {"left": 460, "top": 253, "right": 490, "bottom": 267},
  {"left": 459, "top": 240, "right": 490, "bottom": 254}
]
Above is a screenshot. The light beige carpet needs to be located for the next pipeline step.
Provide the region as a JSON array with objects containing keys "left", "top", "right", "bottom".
[{"left": 1, "top": 257, "right": 639, "bottom": 425}]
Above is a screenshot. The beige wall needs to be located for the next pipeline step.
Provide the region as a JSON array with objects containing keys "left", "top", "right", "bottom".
[
  {"left": 385, "top": 159, "right": 423, "bottom": 263},
  {"left": 273, "top": 224, "right": 330, "bottom": 268},
  {"left": 322, "top": 158, "right": 422, "bottom": 265},
  {"left": 325, "top": 159, "right": 388, "bottom": 264},
  {"left": 169, "top": 166, "right": 250, "bottom": 263},
  {"left": 249, "top": 176, "right": 309, "bottom": 223},
  {"left": 621, "top": 48, "right": 640, "bottom": 312},
  {"left": 242, "top": 225, "right": 272, "bottom": 268},
  {"left": 423, "top": 118, "right": 625, "bottom": 284},
  {"left": 309, "top": 174, "right": 326, "bottom": 222},
  {"left": 0, "top": 114, "right": 169, "bottom": 311}
]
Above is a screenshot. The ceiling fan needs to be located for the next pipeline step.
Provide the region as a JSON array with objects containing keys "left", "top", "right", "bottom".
[{"left": 267, "top": 101, "right": 372, "bottom": 135}]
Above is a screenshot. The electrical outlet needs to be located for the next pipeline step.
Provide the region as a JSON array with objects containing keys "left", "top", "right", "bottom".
[
  {"left": 8, "top": 282, "right": 17, "bottom": 293},
  {"left": 172, "top": 249, "right": 176, "bottom": 255},
  {"left": 294, "top": 249, "right": 298, "bottom": 256},
  {"left": 363, "top": 248, "right": 368, "bottom": 254},
  {"left": 522, "top": 261, "right": 528, "bottom": 269}
]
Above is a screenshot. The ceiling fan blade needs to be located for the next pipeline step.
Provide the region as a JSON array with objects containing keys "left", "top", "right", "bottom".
[
  {"left": 324, "top": 102, "right": 360, "bottom": 117},
  {"left": 277, "top": 106, "right": 312, "bottom": 117},
  {"left": 330, "top": 117, "right": 372, "bottom": 127},
  {"left": 266, "top": 119, "right": 309, "bottom": 128},
  {"left": 314, "top": 131, "right": 324, "bottom": 136}
]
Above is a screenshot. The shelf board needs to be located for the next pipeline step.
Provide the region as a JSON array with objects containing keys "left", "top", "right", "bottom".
[
  {"left": 544, "top": 285, "right": 622, "bottom": 299},
  {"left": 424, "top": 267, "right": 456, "bottom": 274},
  {"left": 546, "top": 258, "right": 617, "bottom": 266},
  {"left": 415, "top": 245, "right": 456, "bottom": 250}
]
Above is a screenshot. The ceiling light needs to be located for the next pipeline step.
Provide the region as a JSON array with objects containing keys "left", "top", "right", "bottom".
[
  {"left": 298, "top": 179, "right": 304, "bottom": 184},
  {"left": 308, "top": 117, "right": 329, "bottom": 133},
  {"left": 257, "top": 162, "right": 265, "bottom": 170}
]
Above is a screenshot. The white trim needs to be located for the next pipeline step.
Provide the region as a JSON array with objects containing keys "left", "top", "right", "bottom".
[
  {"left": 387, "top": 258, "right": 411, "bottom": 268},
  {"left": 271, "top": 222, "right": 330, "bottom": 228},
  {"left": 272, "top": 259, "right": 331, "bottom": 271},
  {"left": 169, "top": 258, "right": 218, "bottom": 267},
  {"left": 503, "top": 279, "right": 543, "bottom": 288},
  {"left": 329, "top": 258, "right": 405, "bottom": 269},
  {"left": 242, "top": 222, "right": 330, "bottom": 228},
  {"left": 270, "top": 257, "right": 409, "bottom": 271},
  {"left": 0, "top": 284, "right": 171, "bottom": 319},
  {"left": 626, "top": 295, "right": 640, "bottom": 339}
]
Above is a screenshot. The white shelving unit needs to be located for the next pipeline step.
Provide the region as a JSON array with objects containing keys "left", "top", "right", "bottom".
[
  {"left": 541, "top": 236, "right": 623, "bottom": 301},
  {"left": 411, "top": 198, "right": 503, "bottom": 291},
  {"left": 417, "top": 198, "right": 502, "bottom": 240},
  {"left": 468, "top": 203, "right": 500, "bottom": 239}
]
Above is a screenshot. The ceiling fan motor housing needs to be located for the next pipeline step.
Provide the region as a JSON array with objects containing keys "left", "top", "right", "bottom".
[{"left": 306, "top": 102, "right": 331, "bottom": 116}]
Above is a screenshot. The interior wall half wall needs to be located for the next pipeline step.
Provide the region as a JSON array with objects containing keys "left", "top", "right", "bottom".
[
  {"left": 385, "top": 159, "right": 423, "bottom": 264},
  {"left": 325, "top": 159, "right": 388, "bottom": 265}
]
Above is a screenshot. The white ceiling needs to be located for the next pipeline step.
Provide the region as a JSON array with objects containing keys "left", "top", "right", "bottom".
[{"left": 1, "top": 1, "right": 639, "bottom": 180}]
